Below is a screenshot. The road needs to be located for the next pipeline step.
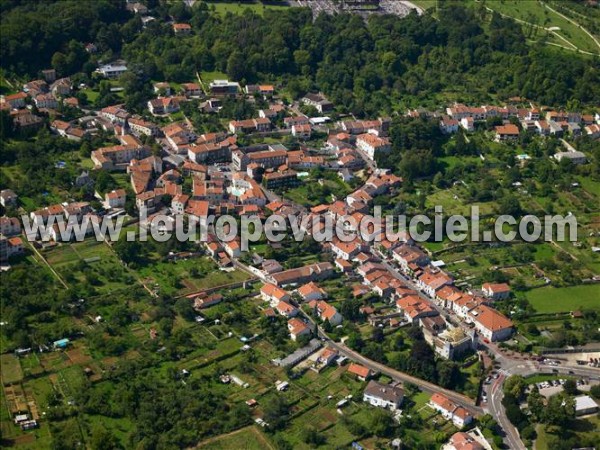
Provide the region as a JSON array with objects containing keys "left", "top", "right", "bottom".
[
  {"left": 480, "top": 342, "right": 600, "bottom": 450},
  {"left": 230, "top": 156, "right": 600, "bottom": 449},
  {"left": 375, "top": 249, "right": 600, "bottom": 448},
  {"left": 327, "top": 338, "right": 481, "bottom": 414}
]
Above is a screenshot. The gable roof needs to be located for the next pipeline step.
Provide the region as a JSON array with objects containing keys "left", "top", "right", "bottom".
[{"left": 347, "top": 363, "right": 371, "bottom": 378}]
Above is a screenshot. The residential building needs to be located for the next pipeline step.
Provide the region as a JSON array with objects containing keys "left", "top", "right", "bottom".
[
  {"left": 209, "top": 79, "right": 240, "bottom": 96},
  {"left": 308, "top": 300, "right": 342, "bottom": 326},
  {"left": 91, "top": 144, "right": 150, "bottom": 170},
  {"left": 440, "top": 116, "right": 459, "bottom": 134},
  {"left": 263, "top": 169, "right": 299, "bottom": 189},
  {"left": 181, "top": 83, "right": 202, "bottom": 97},
  {"left": 0, "top": 236, "right": 24, "bottom": 261},
  {"left": 275, "top": 300, "right": 298, "bottom": 318},
  {"left": 469, "top": 305, "right": 513, "bottom": 341},
  {"left": 0, "top": 217, "right": 21, "bottom": 236},
  {"left": 270, "top": 262, "right": 334, "bottom": 286},
  {"left": 481, "top": 283, "right": 511, "bottom": 300},
  {"left": 148, "top": 97, "right": 180, "bottom": 115},
  {"left": 417, "top": 269, "right": 453, "bottom": 297},
  {"left": 443, "top": 430, "right": 492, "bottom": 450},
  {"left": 494, "top": 124, "right": 520, "bottom": 142},
  {"left": 292, "top": 124, "right": 312, "bottom": 139},
  {"left": 460, "top": 117, "right": 475, "bottom": 132},
  {"left": 284, "top": 116, "right": 310, "bottom": 129},
  {"left": 288, "top": 318, "right": 311, "bottom": 341},
  {"left": 301, "top": 93, "right": 333, "bottom": 113},
  {"left": 0, "top": 189, "right": 18, "bottom": 207},
  {"left": 553, "top": 151, "right": 587, "bottom": 165},
  {"left": 232, "top": 146, "right": 287, "bottom": 171},
  {"left": 128, "top": 117, "right": 159, "bottom": 136},
  {"left": 193, "top": 293, "right": 223, "bottom": 309},
  {"left": 363, "top": 380, "right": 404, "bottom": 411},
  {"left": 105, "top": 189, "right": 127, "bottom": 209},
  {"left": 347, "top": 363, "right": 373, "bottom": 381},
  {"left": 260, "top": 282, "right": 291, "bottom": 306},
  {"left": 356, "top": 133, "right": 391, "bottom": 159},
  {"left": 173, "top": 23, "right": 192, "bottom": 35},
  {"left": 2, "top": 92, "right": 27, "bottom": 109},
  {"left": 396, "top": 295, "right": 439, "bottom": 324},
  {"left": 429, "top": 393, "right": 473, "bottom": 428},
  {"left": 99, "top": 105, "right": 130, "bottom": 124},
  {"left": 34, "top": 93, "right": 57, "bottom": 109},
  {"left": 297, "top": 282, "right": 327, "bottom": 302},
  {"left": 96, "top": 62, "right": 128, "bottom": 78},
  {"left": 229, "top": 118, "right": 271, "bottom": 134}
]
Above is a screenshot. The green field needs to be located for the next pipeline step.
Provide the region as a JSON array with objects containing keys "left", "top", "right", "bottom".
[
  {"left": 410, "top": 0, "right": 437, "bottom": 11},
  {"left": 526, "top": 285, "right": 600, "bottom": 313},
  {"left": 206, "top": 1, "right": 289, "bottom": 17},
  {"left": 198, "top": 425, "right": 273, "bottom": 449},
  {"left": 1, "top": 354, "right": 23, "bottom": 384},
  {"left": 481, "top": 0, "right": 600, "bottom": 55},
  {"left": 535, "top": 415, "right": 600, "bottom": 450},
  {"left": 42, "top": 240, "right": 138, "bottom": 293},
  {"left": 135, "top": 256, "right": 252, "bottom": 296}
]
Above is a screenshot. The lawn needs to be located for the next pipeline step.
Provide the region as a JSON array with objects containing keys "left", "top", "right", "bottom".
[
  {"left": 205, "top": 1, "right": 289, "bottom": 17},
  {"left": 481, "top": 0, "right": 600, "bottom": 55},
  {"left": 135, "top": 256, "right": 252, "bottom": 296},
  {"left": 42, "top": 240, "right": 137, "bottom": 293},
  {"left": 410, "top": 0, "right": 437, "bottom": 11},
  {"left": 199, "top": 70, "right": 228, "bottom": 85},
  {"left": 526, "top": 285, "right": 600, "bottom": 313},
  {"left": 1, "top": 354, "right": 23, "bottom": 384},
  {"left": 198, "top": 425, "right": 274, "bottom": 449},
  {"left": 535, "top": 415, "right": 600, "bottom": 450}
]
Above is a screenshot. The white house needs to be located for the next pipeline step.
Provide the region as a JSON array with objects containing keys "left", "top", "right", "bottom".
[
  {"left": 308, "top": 300, "right": 342, "bottom": 326},
  {"left": 363, "top": 380, "right": 404, "bottom": 411},
  {"left": 96, "top": 62, "right": 128, "bottom": 79},
  {"left": 469, "top": 305, "right": 513, "bottom": 342},
  {"left": 261, "top": 283, "right": 291, "bottom": 306},
  {"left": 297, "top": 282, "right": 326, "bottom": 302},
  {"left": 288, "top": 318, "right": 311, "bottom": 341},
  {"left": 430, "top": 393, "right": 473, "bottom": 428},
  {"left": 356, "top": 133, "right": 391, "bottom": 159},
  {"left": 481, "top": 283, "right": 511, "bottom": 300},
  {"left": 105, "top": 189, "right": 126, "bottom": 209}
]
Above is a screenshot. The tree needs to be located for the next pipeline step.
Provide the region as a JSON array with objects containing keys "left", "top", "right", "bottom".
[
  {"left": 263, "top": 394, "right": 290, "bottom": 430},
  {"left": 563, "top": 379, "right": 578, "bottom": 396},
  {"left": 302, "top": 427, "right": 326, "bottom": 446},
  {"left": 90, "top": 425, "right": 122, "bottom": 450},
  {"left": 590, "top": 384, "right": 600, "bottom": 399},
  {"left": 226, "top": 51, "right": 246, "bottom": 81},
  {"left": 369, "top": 408, "right": 395, "bottom": 437},
  {"left": 504, "top": 375, "right": 527, "bottom": 400},
  {"left": 371, "top": 327, "right": 384, "bottom": 343},
  {"left": 174, "top": 298, "right": 196, "bottom": 321},
  {"left": 543, "top": 393, "right": 575, "bottom": 427},
  {"left": 527, "top": 387, "right": 545, "bottom": 421},
  {"left": 498, "top": 193, "right": 522, "bottom": 217},
  {"left": 114, "top": 238, "right": 143, "bottom": 264}
]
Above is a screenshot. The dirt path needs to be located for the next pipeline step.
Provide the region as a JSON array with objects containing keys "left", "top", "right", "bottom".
[
  {"left": 194, "top": 425, "right": 275, "bottom": 450},
  {"left": 542, "top": 1, "right": 600, "bottom": 53},
  {"left": 29, "top": 242, "right": 69, "bottom": 289}
]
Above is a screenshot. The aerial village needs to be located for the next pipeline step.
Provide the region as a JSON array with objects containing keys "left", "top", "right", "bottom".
[{"left": 1, "top": 11, "right": 600, "bottom": 449}]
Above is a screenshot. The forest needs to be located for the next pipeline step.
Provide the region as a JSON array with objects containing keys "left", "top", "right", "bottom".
[{"left": 1, "top": 1, "right": 599, "bottom": 118}]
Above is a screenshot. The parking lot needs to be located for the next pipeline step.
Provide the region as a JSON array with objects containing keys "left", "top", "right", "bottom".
[{"left": 531, "top": 378, "right": 598, "bottom": 398}]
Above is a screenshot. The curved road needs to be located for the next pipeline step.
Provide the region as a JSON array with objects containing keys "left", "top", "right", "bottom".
[
  {"left": 327, "top": 337, "right": 481, "bottom": 414},
  {"left": 481, "top": 343, "right": 600, "bottom": 450}
]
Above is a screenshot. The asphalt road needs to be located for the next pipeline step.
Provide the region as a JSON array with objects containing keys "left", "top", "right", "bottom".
[{"left": 326, "top": 337, "right": 482, "bottom": 415}]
